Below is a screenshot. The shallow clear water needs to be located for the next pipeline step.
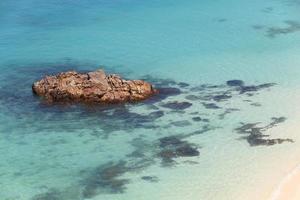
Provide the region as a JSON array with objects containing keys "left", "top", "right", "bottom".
[{"left": 1, "top": 0, "right": 300, "bottom": 200}]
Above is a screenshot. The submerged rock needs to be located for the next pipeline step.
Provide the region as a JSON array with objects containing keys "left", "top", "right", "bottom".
[{"left": 32, "top": 69, "right": 158, "bottom": 104}]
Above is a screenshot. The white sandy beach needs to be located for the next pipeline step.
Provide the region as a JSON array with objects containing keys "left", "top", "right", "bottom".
[
  {"left": 268, "top": 116, "right": 300, "bottom": 200},
  {"left": 270, "top": 164, "right": 300, "bottom": 200}
]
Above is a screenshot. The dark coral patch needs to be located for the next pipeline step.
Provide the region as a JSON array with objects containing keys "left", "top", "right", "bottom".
[
  {"left": 265, "top": 20, "right": 300, "bottom": 38},
  {"left": 239, "top": 83, "right": 276, "bottom": 94},
  {"left": 82, "top": 161, "right": 129, "bottom": 197},
  {"left": 175, "top": 144, "right": 200, "bottom": 157},
  {"left": 192, "top": 117, "right": 202, "bottom": 122},
  {"left": 262, "top": 7, "right": 274, "bottom": 13},
  {"left": 212, "top": 94, "right": 232, "bottom": 102},
  {"left": 159, "top": 136, "right": 184, "bottom": 148},
  {"left": 218, "top": 108, "right": 240, "bottom": 119},
  {"left": 158, "top": 136, "right": 200, "bottom": 165},
  {"left": 252, "top": 25, "right": 265, "bottom": 30},
  {"left": 161, "top": 101, "right": 192, "bottom": 110},
  {"left": 217, "top": 18, "right": 227, "bottom": 23},
  {"left": 239, "top": 86, "right": 259, "bottom": 94},
  {"left": 90, "top": 106, "right": 162, "bottom": 135},
  {"left": 202, "top": 103, "right": 221, "bottom": 109},
  {"left": 235, "top": 117, "right": 293, "bottom": 146},
  {"left": 178, "top": 82, "right": 190, "bottom": 88},
  {"left": 141, "top": 176, "right": 159, "bottom": 183},
  {"left": 148, "top": 111, "right": 164, "bottom": 119},
  {"left": 32, "top": 189, "right": 62, "bottom": 200},
  {"left": 250, "top": 102, "right": 262, "bottom": 107},
  {"left": 190, "top": 111, "right": 199, "bottom": 115},
  {"left": 185, "top": 95, "right": 201, "bottom": 101},
  {"left": 226, "top": 80, "right": 244, "bottom": 87},
  {"left": 246, "top": 134, "right": 293, "bottom": 146},
  {"left": 170, "top": 120, "right": 192, "bottom": 127},
  {"left": 190, "top": 84, "right": 221, "bottom": 92}
]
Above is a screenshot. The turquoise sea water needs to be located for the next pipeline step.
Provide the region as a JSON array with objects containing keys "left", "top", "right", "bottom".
[{"left": 1, "top": 0, "right": 300, "bottom": 200}]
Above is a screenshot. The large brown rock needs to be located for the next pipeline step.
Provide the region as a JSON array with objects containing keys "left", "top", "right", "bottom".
[{"left": 32, "top": 69, "right": 158, "bottom": 104}]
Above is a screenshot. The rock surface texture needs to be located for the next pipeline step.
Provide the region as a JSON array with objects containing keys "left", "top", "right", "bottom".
[{"left": 32, "top": 69, "right": 157, "bottom": 103}]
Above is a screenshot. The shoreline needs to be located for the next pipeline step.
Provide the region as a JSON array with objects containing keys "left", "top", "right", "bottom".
[
  {"left": 268, "top": 115, "right": 300, "bottom": 200},
  {"left": 270, "top": 163, "right": 300, "bottom": 200}
]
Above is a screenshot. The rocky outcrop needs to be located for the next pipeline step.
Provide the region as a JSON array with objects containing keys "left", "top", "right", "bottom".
[{"left": 32, "top": 69, "right": 158, "bottom": 104}]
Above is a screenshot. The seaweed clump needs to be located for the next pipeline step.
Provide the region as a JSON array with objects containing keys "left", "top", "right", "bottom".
[
  {"left": 235, "top": 117, "right": 294, "bottom": 146},
  {"left": 158, "top": 136, "right": 200, "bottom": 165},
  {"left": 82, "top": 161, "right": 129, "bottom": 198}
]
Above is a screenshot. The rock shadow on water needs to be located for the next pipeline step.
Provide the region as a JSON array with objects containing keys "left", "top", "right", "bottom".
[
  {"left": 0, "top": 61, "right": 195, "bottom": 138},
  {"left": 0, "top": 61, "right": 103, "bottom": 123},
  {"left": 141, "top": 75, "right": 192, "bottom": 103},
  {"left": 141, "top": 75, "right": 177, "bottom": 88},
  {"left": 142, "top": 75, "right": 190, "bottom": 89},
  {"left": 96, "top": 106, "right": 164, "bottom": 135},
  {"left": 144, "top": 87, "right": 182, "bottom": 104},
  {"left": 0, "top": 67, "right": 168, "bottom": 145}
]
